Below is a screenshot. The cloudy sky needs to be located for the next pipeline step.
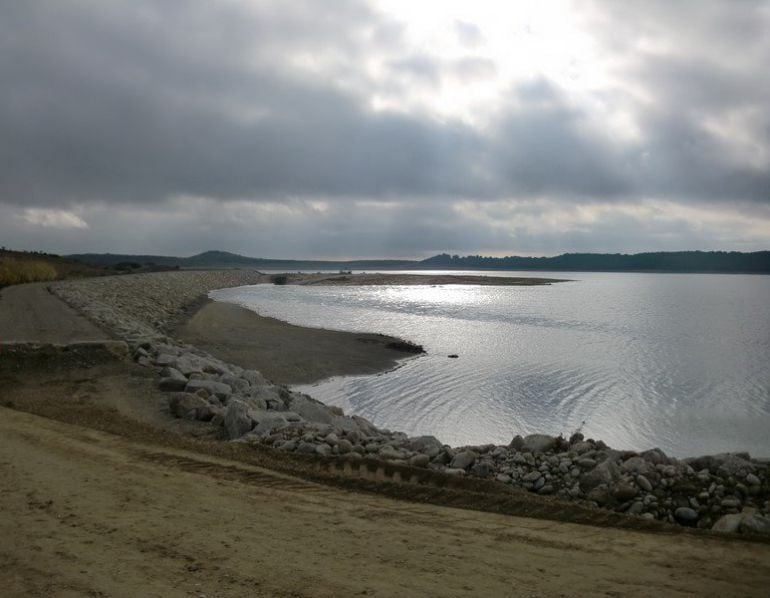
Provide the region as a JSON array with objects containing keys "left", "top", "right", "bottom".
[{"left": 1, "top": 0, "right": 769, "bottom": 258}]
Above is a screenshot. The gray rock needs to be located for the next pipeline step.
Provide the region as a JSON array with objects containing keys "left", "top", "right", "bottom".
[
  {"left": 577, "top": 458, "right": 597, "bottom": 469},
  {"left": 450, "top": 450, "right": 478, "bottom": 470},
  {"left": 636, "top": 474, "right": 653, "bottom": 492},
  {"left": 315, "top": 443, "right": 332, "bottom": 457},
  {"left": 521, "top": 434, "right": 558, "bottom": 454},
  {"left": 720, "top": 497, "right": 742, "bottom": 509},
  {"left": 587, "top": 486, "right": 611, "bottom": 506},
  {"left": 220, "top": 374, "right": 250, "bottom": 393},
  {"left": 613, "top": 482, "right": 638, "bottom": 502},
  {"left": 470, "top": 461, "right": 494, "bottom": 477},
  {"left": 337, "top": 439, "right": 354, "bottom": 454},
  {"left": 674, "top": 507, "right": 698, "bottom": 524},
  {"left": 640, "top": 448, "right": 669, "bottom": 465},
  {"left": 168, "top": 392, "right": 209, "bottom": 420},
  {"left": 621, "top": 456, "right": 654, "bottom": 476},
  {"left": 174, "top": 354, "right": 204, "bottom": 376},
  {"left": 570, "top": 440, "right": 594, "bottom": 454},
  {"left": 739, "top": 513, "right": 770, "bottom": 535},
  {"left": 297, "top": 441, "right": 318, "bottom": 454},
  {"left": 409, "top": 454, "right": 430, "bottom": 468},
  {"left": 154, "top": 353, "right": 177, "bottom": 367},
  {"left": 380, "top": 446, "right": 405, "bottom": 461},
  {"left": 580, "top": 460, "right": 620, "bottom": 491},
  {"left": 223, "top": 399, "right": 253, "bottom": 439},
  {"left": 158, "top": 367, "right": 188, "bottom": 391},
  {"left": 289, "top": 395, "right": 334, "bottom": 425},
  {"left": 185, "top": 379, "right": 232, "bottom": 400},
  {"left": 711, "top": 513, "right": 743, "bottom": 533},
  {"left": 522, "top": 471, "right": 542, "bottom": 483},
  {"left": 405, "top": 435, "right": 444, "bottom": 457},
  {"left": 444, "top": 468, "right": 466, "bottom": 476},
  {"left": 241, "top": 369, "right": 267, "bottom": 386},
  {"left": 745, "top": 473, "right": 761, "bottom": 486}
]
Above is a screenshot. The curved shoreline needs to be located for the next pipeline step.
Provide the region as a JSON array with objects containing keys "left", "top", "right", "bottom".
[
  {"left": 42, "top": 270, "right": 770, "bottom": 536},
  {"left": 171, "top": 298, "right": 423, "bottom": 385}
]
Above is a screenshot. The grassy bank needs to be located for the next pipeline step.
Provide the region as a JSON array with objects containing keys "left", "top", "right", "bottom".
[{"left": 0, "top": 257, "right": 57, "bottom": 286}]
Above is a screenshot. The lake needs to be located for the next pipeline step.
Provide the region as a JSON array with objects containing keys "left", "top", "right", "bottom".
[{"left": 210, "top": 271, "right": 770, "bottom": 458}]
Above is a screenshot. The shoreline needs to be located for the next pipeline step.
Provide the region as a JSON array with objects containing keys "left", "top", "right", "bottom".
[
  {"left": 22, "top": 270, "right": 770, "bottom": 536},
  {"left": 171, "top": 298, "right": 423, "bottom": 385}
]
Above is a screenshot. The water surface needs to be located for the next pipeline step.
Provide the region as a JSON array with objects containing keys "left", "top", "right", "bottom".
[{"left": 211, "top": 271, "right": 770, "bottom": 457}]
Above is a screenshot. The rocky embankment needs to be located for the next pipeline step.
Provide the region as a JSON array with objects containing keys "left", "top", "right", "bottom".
[{"left": 52, "top": 271, "right": 770, "bottom": 536}]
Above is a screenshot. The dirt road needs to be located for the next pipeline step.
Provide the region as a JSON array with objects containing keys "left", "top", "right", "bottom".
[
  {"left": 2, "top": 403, "right": 769, "bottom": 598},
  {"left": 0, "top": 283, "right": 108, "bottom": 343}
]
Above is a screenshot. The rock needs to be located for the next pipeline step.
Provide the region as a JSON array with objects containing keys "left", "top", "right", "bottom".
[
  {"left": 174, "top": 354, "right": 204, "bottom": 376},
  {"left": 405, "top": 436, "right": 444, "bottom": 457},
  {"left": 241, "top": 369, "right": 267, "bottom": 386},
  {"left": 639, "top": 448, "right": 669, "bottom": 465},
  {"left": 223, "top": 399, "right": 253, "bottom": 439},
  {"left": 745, "top": 473, "right": 761, "bottom": 486},
  {"left": 587, "top": 486, "right": 611, "bottom": 506},
  {"left": 621, "top": 456, "right": 654, "bottom": 476},
  {"left": 185, "top": 379, "right": 232, "bottom": 400},
  {"left": 289, "top": 395, "right": 334, "bottom": 425},
  {"left": 521, "top": 434, "right": 558, "bottom": 454},
  {"left": 296, "top": 441, "right": 318, "bottom": 454},
  {"left": 337, "top": 439, "right": 354, "bottom": 454},
  {"left": 154, "top": 353, "right": 176, "bottom": 367},
  {"left": 470, "top": 461, "right": 494, "bottom": 477},
  {"left": 739, "top": 513, "right": 770, "bottom": 535},
  {"left": 496, "top": 473, "right": 512, "bottom": 484},
  {"left": 720, "top": 497, "right": 742, "bottom": 509},
  {"left": 315, "top": 443, "right": 332, "bottom": 457},
  {"left": 522, "top": 471, "right": 541, "bottom": 483},
  {"left": 158, "top": 367, "right": 188, "bottom": 391},
  {"left": 613, "top": 482, "right": 638, "bottom": 502},
  {"left": 450, "top": 450, "right": 478, "bottom": 470},
  {"left": 636, "top": 475, "right": 653, "bottom": 492},
  {"left": 444, "top": 468, "right": 466, "bottom": 476},
  {"left": 250, "top": 412, "right": 293, "bottom": 437},
  {"left": 711, "top": 513, "right": 744, "bottom": 533},
  {"left": 379, "top": 446, "right": 405, "bottom": 461},
  {"left": 220, "top": 374, "right": 250, "bottom": 393},
  {"left": 409, "top": 454, "right": 430, "bottom": 468},
  {"left": 577, "top": 458, "right": 597, "bottom": 469},
  {"left": 570, "top": 441, "right": 593, "bottom": 455},
  {"left": 168, "top": 392, "right": 209, "bottom": 420},
  {"left": 580, "top": 460, "right": 619, "bottom": 491},
  {"left": 674, "top": 507, "right": 698, "bottom": 524}
]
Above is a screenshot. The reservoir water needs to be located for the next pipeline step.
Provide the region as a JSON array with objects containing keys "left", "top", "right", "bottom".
[{"left": 211, "top": 271, "right": 770, "bottom": 458}]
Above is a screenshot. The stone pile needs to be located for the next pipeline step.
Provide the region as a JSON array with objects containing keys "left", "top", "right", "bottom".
[{"left": 52, "top": 272, "right": 770, "bottom": 536}]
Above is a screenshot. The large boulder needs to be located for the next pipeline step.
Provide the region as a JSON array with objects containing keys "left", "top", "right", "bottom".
[
  {"left": 289, "top": 394, "right": 334, "bottom": 425},
  {"left": 405, "top": 435, "right": 444, "bottom": 458},
  {"left": 224, "top": 399, "right": 254, "bottom": 439},
  {"left": 450, "top": 450, "right": 478, "bottom": 470},
  {"left": 185, "top": 379, "right": 232, "bottom": 400},
  {"left": 580, "top": 460, "right": 620, "bottom": 492},
  {"left": 241, "top": 369, "right": 267, "bottom": 386},
  {"left": 158, "top": 367, "right": 188, "bottom": 391},
  {"left": 168, "top": 393, "right": 210, "bottom": 420},
  {"left": 521, "top": 434, "right": 559, "bottom": 454}
]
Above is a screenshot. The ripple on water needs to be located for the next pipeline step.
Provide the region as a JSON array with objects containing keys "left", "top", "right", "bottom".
[{"left": 212, "top": 272, "right": 770, "bottom": 457}]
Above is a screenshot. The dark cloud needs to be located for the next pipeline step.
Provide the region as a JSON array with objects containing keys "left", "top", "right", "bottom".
[{"left": 0, "top": 0, "right": 768, "bottom": 256}]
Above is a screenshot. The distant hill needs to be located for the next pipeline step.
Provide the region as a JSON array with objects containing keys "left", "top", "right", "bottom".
[
  {"left": 67, "top": 249, "right": 770, "bottom": 273},
  {"left": 67, "top": 250, "right": 417, "bottom": 270},
  {"left": 421, "top": 251, "right": 770, "bottom": 273}
]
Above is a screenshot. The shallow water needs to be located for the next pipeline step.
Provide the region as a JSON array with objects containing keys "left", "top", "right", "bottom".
[{"left": 211, "top": 271, "right": 770, "bottom": 457}]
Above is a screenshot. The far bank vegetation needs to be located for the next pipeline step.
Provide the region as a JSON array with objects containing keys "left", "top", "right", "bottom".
[{"left": 0, "top": 257, "right": 58, "bottom": 286}]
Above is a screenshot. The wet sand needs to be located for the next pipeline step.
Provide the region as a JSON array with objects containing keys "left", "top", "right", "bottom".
[{"left": 173, "top": 299, "right": 422, "bottom": 385}]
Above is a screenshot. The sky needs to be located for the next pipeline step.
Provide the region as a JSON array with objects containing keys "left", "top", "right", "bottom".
[{"left": 1, "top": 0, "right": 769, "bottom": 259}]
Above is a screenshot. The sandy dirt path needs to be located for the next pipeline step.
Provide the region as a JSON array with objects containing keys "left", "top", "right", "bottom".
[
  {"left": 2, "top": 406, "right": 769, "bottom": 598},
  {"left": 0, "top": 282, "right": 108, "bottom": 343}
]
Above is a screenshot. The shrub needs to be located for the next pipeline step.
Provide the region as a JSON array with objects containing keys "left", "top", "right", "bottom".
[{"left": 0, "top": 258, "right": 58, "bottom": 286}]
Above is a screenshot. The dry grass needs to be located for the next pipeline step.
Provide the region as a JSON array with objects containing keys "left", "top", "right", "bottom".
[{"left": 0, "top": 257, "right": 58, "bottom": 286}]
